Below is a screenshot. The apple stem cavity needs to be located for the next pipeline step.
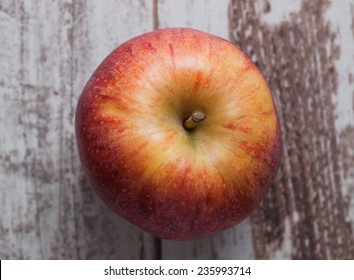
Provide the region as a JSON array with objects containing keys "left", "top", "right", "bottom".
[{"left": 183, "top": 110, "right": 206, "bottom": 130}]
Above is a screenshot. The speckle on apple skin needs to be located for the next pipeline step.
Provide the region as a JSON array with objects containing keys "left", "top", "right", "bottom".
[{"left": 75, "top": 28, "right": 282, "bottom": 240}]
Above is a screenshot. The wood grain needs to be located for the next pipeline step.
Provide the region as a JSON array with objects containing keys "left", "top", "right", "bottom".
[
  {"left": 229, "top": 0, "right": 354, "bottom": 259},
  {"left": 0, "top": 0, "right": 158, "bottom": 260},
  {"left": 1, "top": 0, "right": 353, "bottom": 260},
  {"left": 158, "top": 0, "right": 257, "bottom": 260},
  {"left": 70, "top": 0, "right": 159, "bottom": 260},
  {"left": 159, "top": 0, "right": 354, "bottom": 259}
]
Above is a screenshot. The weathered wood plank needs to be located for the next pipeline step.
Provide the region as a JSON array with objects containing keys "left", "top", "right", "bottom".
[
  {"left": 157, "top": 0, "right": 256, "bottom": 260},
  {"left": 228, "top": 0, "right": 354, "bottom": 259},
  {"left": 0, "top": 0, "right": 158, "bottom": 259},
  {"left": 159, "top": 0, "right": 354, "bottom": 259},
  {"left": 71, "top": 0, "right": 158, "bottom": 260},
  {"left": 157, "top": 0, "right": 229, "bottom": 39},
  {"left": 1, "top": 0, "right": 353, "bottom": 260},
  {"left": 1, "top": 0, "right": 73, "bottom": 259}
]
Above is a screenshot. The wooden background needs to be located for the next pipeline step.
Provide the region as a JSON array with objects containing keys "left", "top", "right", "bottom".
[{"left": 0, "top": 0, "right": 353, "bottom": 259}]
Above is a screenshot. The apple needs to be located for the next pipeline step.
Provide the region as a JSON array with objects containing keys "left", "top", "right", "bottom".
[{"left": 75, "top": 28, "right": 282, "bottom": 240}]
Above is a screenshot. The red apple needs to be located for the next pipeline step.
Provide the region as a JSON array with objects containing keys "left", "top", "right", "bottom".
[{"left": 75, "top": 28, "right": 282, "bottom": 240}]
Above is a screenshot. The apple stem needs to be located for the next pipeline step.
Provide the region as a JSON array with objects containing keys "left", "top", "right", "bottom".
[{"left": 183, "top": 110, "right": 206, "bottom": 130}]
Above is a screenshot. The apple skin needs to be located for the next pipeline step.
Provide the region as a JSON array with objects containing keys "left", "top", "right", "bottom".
[{"left": 75, "top": 28, "right": 282, "bottom": 240}]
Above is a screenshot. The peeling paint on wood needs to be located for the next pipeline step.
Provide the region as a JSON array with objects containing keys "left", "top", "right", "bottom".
[
  {"left": 229, "top": 0, "right": 354, "bottom": 259},
  {"left": 1, "top": 0, "right": 353, "bottom": 259},
  {"left": 0, "top": 0, "right": 157, "bottom": 260},
  {"left": 157, "top": 0, "right": 257, "bottom": 260}
]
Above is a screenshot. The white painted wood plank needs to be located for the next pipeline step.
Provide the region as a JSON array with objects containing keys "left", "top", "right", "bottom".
[
  {"left": 157, "top": 0, "right": 256, "bottom": 259},
  {"left": 158, "top": 0, "right": 354, "bottom": 259},
  {"left": 157, "top": 0, "right": 229, "bottom": 39},
  {"left": 230, "top": 0, "right": 354, "bottom": 259},
  {"left": 1, "top": 0, "right": 353, "bottom": 260},
  {"left": 0, "top": 0, "right": 158, "bottom": 259},
  {"left": 71, "top": 0, "right": 158, "bottom": 260}
]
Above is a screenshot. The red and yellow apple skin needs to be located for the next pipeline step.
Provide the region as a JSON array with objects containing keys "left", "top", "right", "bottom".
[{"left": 75, "top": 28, "right": 282, "bottom": 240}]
